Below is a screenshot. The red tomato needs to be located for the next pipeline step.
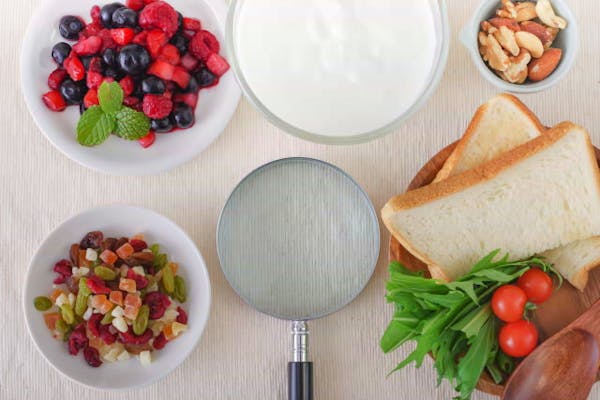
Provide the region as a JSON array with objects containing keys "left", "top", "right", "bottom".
[
  {"left": 491, "top": 285, "right": 527, "bottom": 322},
  {"left": 517, "top": 268, "right": 553, "bottom": 304},
  {"left": 498, "top": 320, "right": 538, "bottom": 357}
]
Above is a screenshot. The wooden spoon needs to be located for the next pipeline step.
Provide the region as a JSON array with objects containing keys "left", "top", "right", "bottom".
[{"left": 502, "top": 299, "right": 600, "bottom": 400}]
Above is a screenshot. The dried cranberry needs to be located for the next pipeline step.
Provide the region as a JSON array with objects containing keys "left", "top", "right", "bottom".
[
  {"left": 129, "top": 239, "right": 147, "bottom": 251},
  {"left": 118, "top": 327, "right": 153, "bottom": 345},
  {"left": 53, "top": 259, "right": 72, "bottom": 284},
  {"left": 144, "top": 291, "right": 171, "bottom": 319},
  {"left": 127, "top": 269, "right": 148, "bottom": 289},
  {"left": 68, "top": 324, "right": 88, "bottom": 355},
  {"left": 65, "top": 276, "right": 79, "bottom": 295},
  {"left": 80, "top": 231, "right": 104, "bottom": 249},
  {"left": 87, "top": 313, "right": 103, "bottom": 337},
  {"left": 98, "top": 323, "right": 117, "bottom": 345},
  {"left": 86, "top": 275, "right": 111, "bottom": 295},
  {"left": 176, "top": 307, "right": 188, "bottom": 324},
  {"left": 153, "top": 332, "right": 167, "bottom": 350},
  {"left": 83, "top": 346, "right": 103, "bottom": 367}
]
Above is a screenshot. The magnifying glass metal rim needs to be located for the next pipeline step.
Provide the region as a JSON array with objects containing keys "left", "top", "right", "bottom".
[{"left": 216, "top": 156, "right": 380, "bottom": 321}]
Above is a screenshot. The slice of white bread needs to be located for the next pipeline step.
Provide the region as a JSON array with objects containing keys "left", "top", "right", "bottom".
[
  {"left": 541, "top": 237, "right": 600, "bottom": 291},
  {"left": 433, "top": 93, "right": 544, "bottom": 182},
  {"left": 382, "top": 122, "right": 600, "bottom": 282}
]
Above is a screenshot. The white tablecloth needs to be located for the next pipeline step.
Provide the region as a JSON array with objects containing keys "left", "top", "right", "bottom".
[{"left": 3, "top": 0, "right": 600, "bottom": 399}]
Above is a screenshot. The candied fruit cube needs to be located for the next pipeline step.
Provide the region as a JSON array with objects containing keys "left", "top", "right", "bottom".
[
  {"left": 171, "top": 322, "right": 187, "bottom": 337},
  {"left": 123, "top": 305, "right": 139, "bottom": 320},
  {"left": 91, "top": 295, "right": 114, "bottom": 314},
  {"left": 100, "top": 250, "right": 118, "bottom": 265},
  {"left": 119, "top": 278, "right": 136, "bottom": 293},
  {"left": 124, "top": 293, "right": 142, "bottom": 309},
  {"left": 44, "top": 312, "right": 61, "bottom": 331},
  {"left": 109, "top": 290, "right": 123, "bottom": 306},
  {"left": 116, "top": 243, "right": 134, "bottom": 259},
  {"left": 167, "top": 262, "right": 178, "bottom": 274},
  {"left": 49, "top": 289, "right": 65, "bottom": 303}
]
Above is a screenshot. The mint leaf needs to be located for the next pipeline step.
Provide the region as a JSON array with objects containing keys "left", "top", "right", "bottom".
[
  {"left": 114, "top": 107, "right": 151, "bottom": 140},
  {"left": 77, "top": 106, "right": 116, "bottom": 146},
  {"left": 98, "top": 81, "right": 124, "bottom": 114}
]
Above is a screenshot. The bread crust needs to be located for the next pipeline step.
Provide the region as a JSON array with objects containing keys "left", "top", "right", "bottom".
[
  {"left": 382, "top": 122, "right": 600, "bottom": 280},
  {"left": 433, "top": 93, "right": 544, "bottom": 182}
]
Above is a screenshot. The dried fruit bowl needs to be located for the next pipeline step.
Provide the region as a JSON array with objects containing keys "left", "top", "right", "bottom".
[
  {"left": 23, "top": 205, "right": 211, "bottom": 389},
  {"left": 460, "top": 0, "right": 578, "bottom": 93},
  {"left": 21, "top": 0, "right": 241, "bottom": 175}
]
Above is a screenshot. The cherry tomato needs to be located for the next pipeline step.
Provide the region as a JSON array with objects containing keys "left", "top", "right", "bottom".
[
  {"left": 498, "top": 320, "right": 538, "bottom": 357},
  {"left": 517, "top": 268, "right": 553, "bottom": 304},
  {"left": 491, "top": 285, "right": 527, "bottom": 322}
]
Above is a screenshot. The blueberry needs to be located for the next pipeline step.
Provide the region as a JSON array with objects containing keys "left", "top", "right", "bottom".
[
  {"left": 51, "top": 42, "right": 71, "bottom": 66},
  {"left": 79, "top": 102, "right": 87, "bottom": 115},
  {"left": 80, "top": 56, "right": 92, "bottom": 70},
  {"left": 177, "top": 12, "right": 183, "bottom": 31},
  {"left": 105, "top": 67, "right": 126, "bottom": 80},
  {"left": 183, "top": 76, "right": 199, "bottom": 93},
  {"left": 172, "top": 104, "right": 194, "bottom": 129},
  {"left": 102, "top": 48, "right": 117, "bottom": 68},
  {"left": 196, "top": 68, "right": 216, "bottom": 87},
  {"left": 169, "top": 34, "right": 188, "bottom": 55},
  {"left": 60, "top": 79, "right": 88, "bottom": 105},
  {"left": 151, "top": 117, "right": 174, "bottom": 133},
  {"left": 117, "top": 44, "right": 150, "bottom": 75},
  {"left": 141, "top": 76, "right": 166, "bottom": 94},
  {"left": 59, "top": 16, "right": 84, "bottom": 40},
  {"left": 112, "top": 7, "right": 137, "bottom": 28},
  {"left": 100, "top": 2, "right": 124, "bottom": 28}
]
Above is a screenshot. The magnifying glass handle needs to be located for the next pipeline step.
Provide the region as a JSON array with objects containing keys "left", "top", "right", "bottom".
[{"left": 288, "top": 321, "right": 313, "bottom": 400}]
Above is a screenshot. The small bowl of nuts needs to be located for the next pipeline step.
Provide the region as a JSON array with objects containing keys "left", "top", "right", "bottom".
[{"left": 461, "top": 0, "right": 578, "bottom": 93}]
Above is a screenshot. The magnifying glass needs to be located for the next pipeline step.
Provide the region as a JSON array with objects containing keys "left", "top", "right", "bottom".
[{"left": 217, "top": 158, "right": 379, "bottom": 400}]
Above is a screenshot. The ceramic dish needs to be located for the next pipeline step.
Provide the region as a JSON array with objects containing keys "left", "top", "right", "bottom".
[
  {"left": 225, "top": 0, "right": 450, "bottom": 145},
  {"left": 23, "top": 205, "right": 211, "bottom": 390},
  {"left": 21, "top": 0, "right": 241, "bottom": 176},
  {"left": 460, "top": 0, "right": 578, "bottom": 93}
]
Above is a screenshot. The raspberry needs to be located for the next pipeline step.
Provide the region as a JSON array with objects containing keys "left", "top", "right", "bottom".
[
  {"left": 119, "top": 75, "right": 135, "bottom": 96},
  {"left": 98, "top": 29, "right": 117, "bottom": 50},
  {"left": 129, "top": 239, "right": 147, "bottom": 251},
  {"left": 90, "top": 5, "right": 101, "bottom": 24},
  {"left": 189, "top": 30, "right": 220, "bottom": 61},
  {"left": 182, "top": 17, "right": 201, "bottom": 32},
  {"left": 72, "top": 36, "right": 102, "bottom": 56},
  {"left": 88, "top": 57, "right": 103, "bottom": 73},
  {"left": 68, "top": 323, "right": 88, "bottom": 356},
  {"left": 138, "top": 132, "right": 156, "bottom": 148},
  {"left": 64, "top": 54, "right": 85, "bottom": 81},
  {"left": 206, "top": 53, "right": 230, "bottom": 77},
  {"left": 83, "top": 88, "right": 99, "bottom": 108},
  {"left": 81, "top": 22, "right": 102, "bottom": 38},
  {"left": 123, "top": 96, "right": 140, "bottom": 107},
  {"left": 176, "top": 307, "right": 188, "bottom": 324},
  {"left": 86, "top": 70, "right": 103, "bottom": 90},
  {"left": 139, "top": 1, "right": 179, "bottom": 38},
  {"left": 179, "top": 53, "right": 199, "bottom": 71},
  {"left": 158, "top": 44, "right": 180, "bottom": 65},
  {"left": 143, "top": 94, "right": 172, "bottom": 119},
  {"left": 47, "top": 69, "right": 67, "bottom": 90},
  {"left": 83, "top": 346, "right": 102, "bottom": 367},
  {"left": 144, "top": 291, "right": 171, "bottom": 319},
  {"left": 126, "top": 0, "right": 144, "bottom": 11},
  {"left": 153, "top": 332, "right": 167, "bottom": 350},
  {"left": 110, "top": 28, "right": 135, "bottom": 46}
]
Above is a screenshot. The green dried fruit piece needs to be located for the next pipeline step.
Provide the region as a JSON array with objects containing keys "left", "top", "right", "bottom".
[
  {"left": 55, "top": 318, "right": 69, "bottom": 333},
  {"left": 94, "top": 265, "right": 117, "bottom": 281},
  {"left": 34, "top": 296, "right": 52, "bottom": 311},
  {"left": 60, "top": 304, "right": 75, "bottom": 325},
  {"left": 101, "top": 312, "right": 114, "bottom": 325},
  {"left": 75, "top": 290, "right": 89, "bottom": 317},
  {"left": 161, "top": 265, "right": 175, "bottom": 294},
  {"left": 154, "top": 253, "right": 167, "bottom": 271},
  {"left": 79, "top": 277, "right": 91, "bottom": 296},
  {"left": 133, "top": 305, "right": 150, "bottom": 335},
  {"left": 174, "top": 276, "right": 187, "bottom": 303}
]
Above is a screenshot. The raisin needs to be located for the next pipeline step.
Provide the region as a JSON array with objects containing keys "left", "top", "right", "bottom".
[
  {"left": 101, "top": 237, "right": 117, "bottom": 252},
  {"left": 80, "top": 231, "right": 104, "bottom": 249}
]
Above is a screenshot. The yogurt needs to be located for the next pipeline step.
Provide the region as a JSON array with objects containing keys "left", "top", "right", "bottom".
[{"left": 233, "top": 0, "right": 440, "bottom": 137}]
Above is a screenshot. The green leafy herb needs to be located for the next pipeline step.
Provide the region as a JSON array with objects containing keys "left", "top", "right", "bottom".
[
  {"left": 381, "top": 250, "right": 560, "bottom": 400},
  {"left": 76, "top": 82, "right": 150, "bottom": 146}
]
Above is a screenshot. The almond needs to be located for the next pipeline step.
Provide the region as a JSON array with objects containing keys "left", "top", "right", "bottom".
[
  {"left": 528, "top": 48, "right": 562, "bottom": 81},
  {"left": 489, "top": 17, "right": 521, "bottom": 32},
  {"left": 515, "top": 31, "right": 545, "bottom": 58},
  {"left": 520, "top": 21, "right": 553, "bottom": 47}
]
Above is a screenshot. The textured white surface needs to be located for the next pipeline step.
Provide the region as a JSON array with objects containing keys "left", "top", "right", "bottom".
[{"left": 2, "top": 0, "right": 600, "bottom": 399}]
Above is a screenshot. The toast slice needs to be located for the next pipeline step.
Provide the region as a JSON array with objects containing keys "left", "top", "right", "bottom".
[
  {"left": 542, "top": 237, "right": 600, "bottom": 291},
  {"left": 433, "top": 93, "right": 544, "bottom": 182},
  {"left": 382, "top": 122, "right": 600, "bottom": 282}
]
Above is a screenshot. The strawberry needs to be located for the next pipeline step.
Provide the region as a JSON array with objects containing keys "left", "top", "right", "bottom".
[
  {"left": 119, "top": 75, "right": 135, "bottom": 96},
  {"left": 189, "top": 30, "right": 220, "bottom": 61},
  {"left": 142, "top": 94, "right": 173, "bottom": 119},
  {"left": 158, "top": 44, "right": 180, "bottom": 65},
  {"left": 133, "top": 31, "right": 148, "bottom": 46},
  {"left": 206, "top": 53, "right": 230, "bottom": 77},
  {"left": 86, "top": 70, "right": 104, "bottom": 90},
  {"left": 83, "top": 88, "right": 99, "bottom": 108},
  {"left": 110, "top": 28, "right": 135, "bottom": 46},
  {"left": 88, "top": 57, "right": 103, "bottom": 73},
  {"left": 72, "top": 36, "right": 102, "bottom": 56},
  {"left": 144, "top": 0, "right": 158, "bottom": 4},
  {"left": 173, "top": 92, "right": 198, "bottom": 109},
  {"left": 148, "top": 60, "right": 175, "bottom": 80},
  {"left": 180, "top": 53, "right": 199, "bottom": 71},
  {"left": 146, "top": 29, "right": 168, "bottom": 58},
  {"left": 98, "top": 29, "right": 117, "bottom": 50},
  {"left": 123, "top": 96, "right": 140, "bottom": 107},
  {"left": 138, "top": 1, "right": 179, "bottom": 38},
  {"left": 48, "top": 68, "right": 67, "bottom": 90},
  {"left": 81, "top": 22, "right": 102, "bottom": 38},
  {"left": 42, "top": 90, "right": 67, "bottom": 112},
  {"left": 64, "top": 54, "right": 85, "bottom": 81},
  {"left": 90, "top": 5, "right": 101, "bottom": 24},
  {"left": 183, "top": 17, "right": 201, "bottom": 32},
  {"left": 171, "top": 66, "right": 191, "bottom": 88},
  {"left": 138, "top": 131, "right": 156, "bottom": 148},
  {"left": 126, "top": 0, "right": 145, "bottom": 11}
]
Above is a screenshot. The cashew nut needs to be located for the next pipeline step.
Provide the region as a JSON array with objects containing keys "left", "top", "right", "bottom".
[
  {"left": 494, "top": 26, "right": 520, "bottom": 56},
  {"left": 480, "top": 20, "right": 497, "bottom": 34},
  {"left": 536, "top": 0, "right": 567, "bottom": 29},
  {"left": 499, "top": 49, "right": 532, "bottom": 83},
  {"left": 497, "top": 0, "right": 517, "bottom": 19},
  {"left": 515, "top": 31, "right": 544, "bottom": 58},
  {"left": 514, "top": 2, "right": 537, "bottom": 22}
]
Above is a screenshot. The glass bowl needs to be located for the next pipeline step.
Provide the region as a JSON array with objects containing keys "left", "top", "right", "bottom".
[{"left": 225, "top": 0, "right": 450, "bottom": 145}]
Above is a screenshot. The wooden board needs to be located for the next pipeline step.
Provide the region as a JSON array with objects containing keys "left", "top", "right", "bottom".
[{"left": 388, "top": 142, "right": 600, "bottom": 397}]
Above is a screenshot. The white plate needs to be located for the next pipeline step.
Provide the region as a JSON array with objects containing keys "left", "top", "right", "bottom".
[
  {"left": 21, "top": 0, "right": 241, "bottom": 175},
  {"left": 23, "top": 205, "right": 211, "bottom": 390}
]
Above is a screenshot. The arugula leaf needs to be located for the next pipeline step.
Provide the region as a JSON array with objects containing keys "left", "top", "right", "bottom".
[
  {"left": 76, "top": 106, "right": 115, "bottom": 146},
  {"left": 98, "top": 81, "right": 124, "bottom": 114},
  {"left": 114, "top": 107, "right": 151, "bottom": 140}
]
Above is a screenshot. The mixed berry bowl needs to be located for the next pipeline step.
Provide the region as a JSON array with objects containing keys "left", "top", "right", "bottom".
[
  {"left": 21, "top": 0, "right": 240, "bottom": 175},
  {"left": 23, "top": 205, "right": 211, "bottom": 389}
]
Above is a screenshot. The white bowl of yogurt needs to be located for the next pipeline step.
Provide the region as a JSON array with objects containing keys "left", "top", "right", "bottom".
[{"left": 226, "top": 0, "right": 449, "bottom": 144}]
